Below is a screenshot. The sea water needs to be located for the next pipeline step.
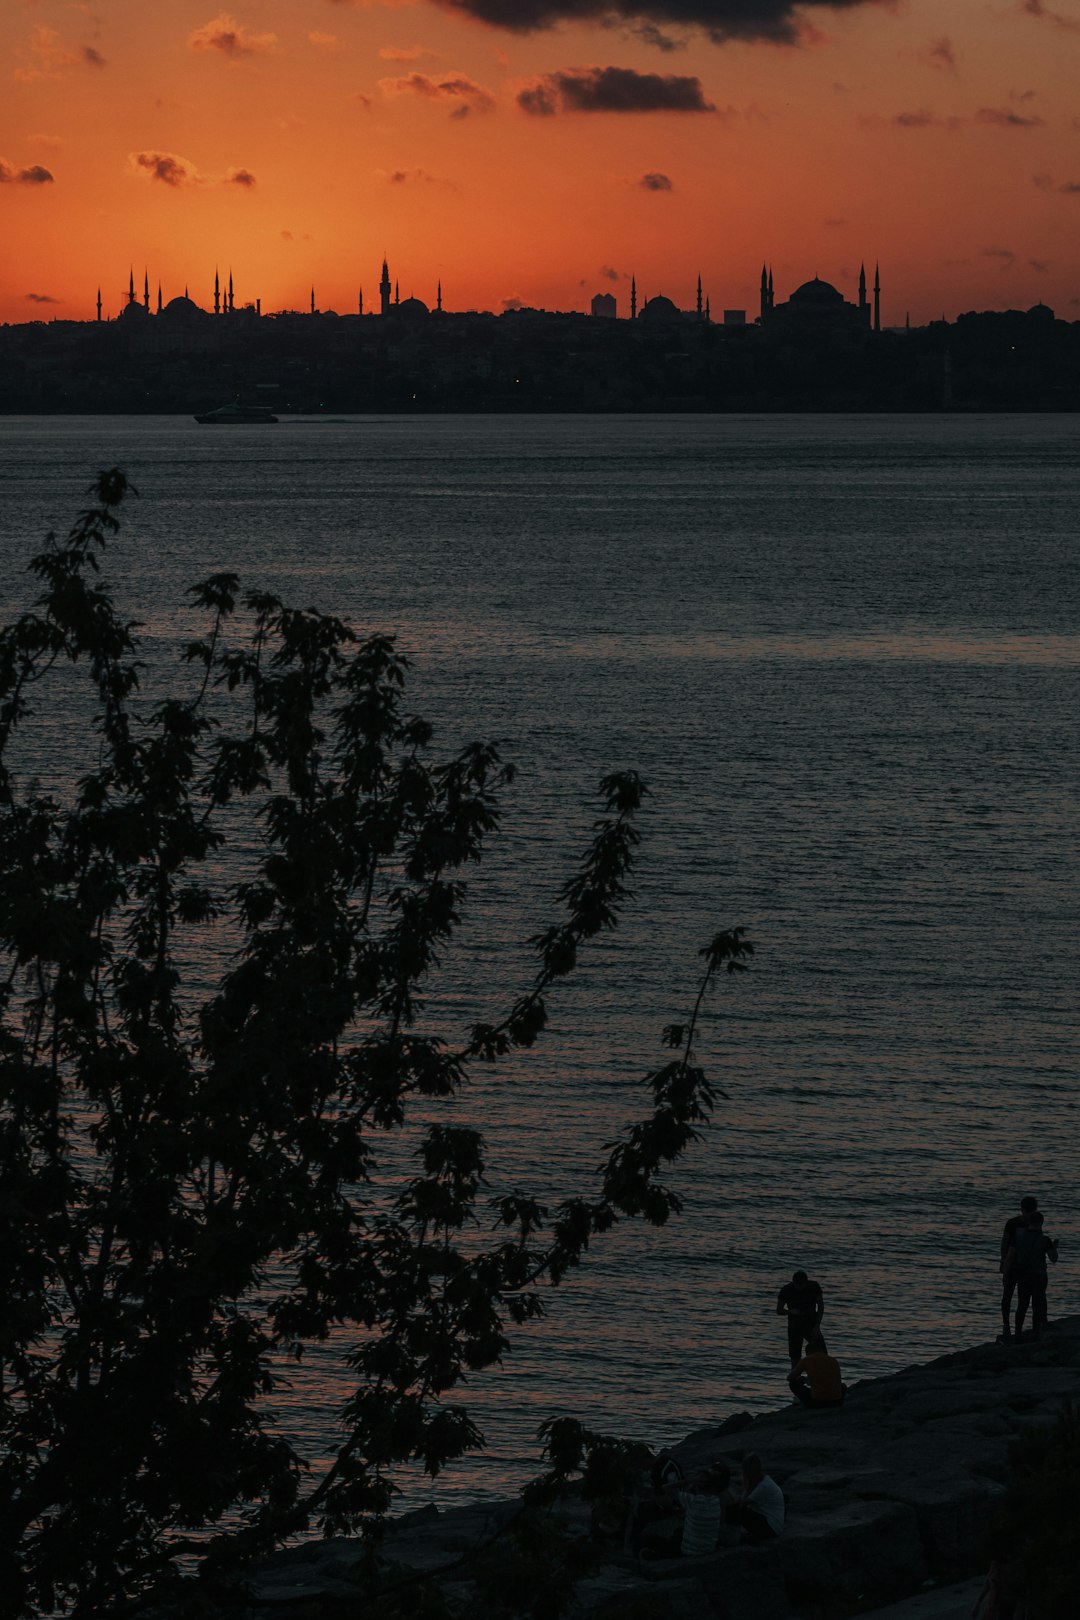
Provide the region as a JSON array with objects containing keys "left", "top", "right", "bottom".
[{"left": 0, "top": 413, "right": 1077, "bottom": 1505}]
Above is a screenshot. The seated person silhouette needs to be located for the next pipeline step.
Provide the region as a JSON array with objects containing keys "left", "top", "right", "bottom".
[
  {"left": 724, "top": 1453, "right": 785, "bottom": 1544},
  {"left": 788, "top": 1330, "right": 846, "bottom": 1408}
]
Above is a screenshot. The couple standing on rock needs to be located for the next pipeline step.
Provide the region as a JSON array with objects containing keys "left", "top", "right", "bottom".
[
  {"left": 776, "top": 1270, "right": 846, "bottom": 1409},
  {"left": 1000, "top": 1195, "right": 1059, "bottom": 1341}
]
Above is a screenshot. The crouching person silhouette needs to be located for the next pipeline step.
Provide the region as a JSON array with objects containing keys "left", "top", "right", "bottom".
[{"left": 788, "top": 1330, "right": 846, "bottom": 1408}]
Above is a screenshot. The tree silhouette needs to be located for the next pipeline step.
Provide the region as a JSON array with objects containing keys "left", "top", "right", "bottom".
[{"left": 0, "top": 472, "right": 750, "bottom": 1616}]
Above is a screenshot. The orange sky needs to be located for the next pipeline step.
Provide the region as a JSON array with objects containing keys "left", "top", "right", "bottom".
[{"left": 2, "top": 0, "right": 1079, "bottom": 325}]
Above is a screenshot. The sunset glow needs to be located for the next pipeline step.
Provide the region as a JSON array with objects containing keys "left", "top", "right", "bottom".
[{"left": 2, "top": 0, "right": 1079, "bottom": 326}]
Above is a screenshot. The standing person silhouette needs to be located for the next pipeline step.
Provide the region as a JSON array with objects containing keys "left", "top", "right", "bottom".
[
  {"left": 776, "top": 1270, "right": 826, "bottom": 1364},
  {"left": 1012, "top": 1211, "right": 1059, "bottom": 1339},
  {"left": 1000, "top": 1195, "right": 1038, "bottom": 1341}
]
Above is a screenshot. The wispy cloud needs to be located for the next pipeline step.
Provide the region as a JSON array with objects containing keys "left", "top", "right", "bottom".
[
  {"left": 380, "top": 166, "right": 459, "bottom": 188},
  {"left": 380, "top": 45, "right": 441, "bottom": 63},
  {"left": 639, "top": 170, "right": 674, "bottom": 190},
  {"left": 26, "top": 292, "right": 60, "bottom": 303},
  {"left": 379, "top": 71, "right": 496, "bottom": 117},
  {"left": 901, "top": 36, "right": 958, "bottom": 73},
  {"left": 188, "top": 13, "right": 278, "bottom": 58},
  {"left": 14, "top": 24, "right": 105, "bottom": 82},
  {"left": 888, "top": 110, "right": 963, "bottom": 131},
  {"left": 1019, "top": 0, "right": 1080, "bottom": 32},
  {"left": 1034, "top": 173, "right": 1080, "bottom": 195},
  {"left": 974, "top": 106, "right": 1043, "bottom": 128}
]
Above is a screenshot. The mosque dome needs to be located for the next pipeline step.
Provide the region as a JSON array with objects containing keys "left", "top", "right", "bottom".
[
  {"left": 119, "top": 300, "right": 150, "bottom": 321},
  {"left": 1027, "top": 301, "right": 1054, "bottom": 321},
  {"left": 790, "top": 278, "right": 844, "bottom": 304},
  {"left": 639, "top": 294, "right": 680, "bottom": 321},
  {"left": 396, "top": 296, "right": 430, "bottom": 318},
  {"left": 161, "top": 295, "right": 205, "bottom": 321}
]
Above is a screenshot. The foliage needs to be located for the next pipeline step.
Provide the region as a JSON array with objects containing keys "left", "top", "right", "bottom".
[{"left": 0, "top": 473, "right": 751, "bottom": 1616}]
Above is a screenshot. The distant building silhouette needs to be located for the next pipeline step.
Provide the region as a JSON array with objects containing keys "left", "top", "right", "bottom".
[
  {"left": 591, "top": 292, "right": 617, "bottom": 318},
  {"left": 764, "top": 271, "right": 880, "bottom": 334}
]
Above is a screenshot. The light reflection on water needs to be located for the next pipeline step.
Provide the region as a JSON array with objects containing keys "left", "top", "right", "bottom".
[{"left": 0, "top": 413, "right": 1077, "bottom": 1509}]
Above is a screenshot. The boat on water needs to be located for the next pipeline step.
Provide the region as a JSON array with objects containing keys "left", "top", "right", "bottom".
[{"left": 194, "top": 403, "right": 278, "bottom": 424}]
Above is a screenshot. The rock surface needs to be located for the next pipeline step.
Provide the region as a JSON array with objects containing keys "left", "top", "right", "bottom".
[{"left": 242, "top": 1318, "right": 1080, "bottom": 1617}]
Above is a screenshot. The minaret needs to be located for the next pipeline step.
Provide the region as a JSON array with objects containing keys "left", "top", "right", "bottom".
[
  {"left": 630, "top": 275, "right": 637, "bottom": 320},
  {"left": 873, "top": 263, "right": 881, "bottom": 333},
  {"left": 228, "top": 272, "right": 234, "bottom": 314},
  {"left": 768, "top": 266, "right": 774, "bottom": 313},
  {"left": 437, "top": 280, "right": 442, "bottom": 313},
  {"left": 311, "top": 286, "right": 316, "bottom": 315},
  {"left": 127, "top": 268, "right": 136, "bottom": 307},
  {"left": 705, "top": 296, "right": 711, "bottom": 323},
  {"left": 143, "top": 270, "right": 149, "bottom": 311},
  {"left": 214, "top": 269, "right": 220, "bottom": 316},
  {"left": 858, "top": 262, "right": 867, "bottom": 320},
  {"left": 380, "top": 257, "right": 391, "bottom": 316},
  {"left": 696, "top": 274, "right": 702, "bottom": 319},
  {"left": 157, "top": 282, "right": 163, "bottom": 314},
  {"left": 96, "top": 287, "right": 102, "bottom": 322},
  {"left": 394, "top": 279, "right": 399, "bottom": 305}
]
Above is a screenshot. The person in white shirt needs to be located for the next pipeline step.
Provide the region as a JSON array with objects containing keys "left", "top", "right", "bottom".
[
  {"left": 725, "top": 1453, "right": 785, "bottom": 1543},
  {"left": 677, "top": 1462, "right": 731, "bottom": 1557}
]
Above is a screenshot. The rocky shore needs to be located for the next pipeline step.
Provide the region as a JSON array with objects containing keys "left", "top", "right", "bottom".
[{"left": 244, "top": 1318, "right": 1080, "bottom": 1618}]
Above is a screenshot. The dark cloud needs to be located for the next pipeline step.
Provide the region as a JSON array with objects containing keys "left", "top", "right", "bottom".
[
  {"left": 982, "top": 246, "right": 1015, "bottom": 265},
  {"left": 433, "top": 0, "right": 879, "bottom": 46},
  {"left": 975, "top": 106, "right": 1043, "bottom": 128},
  {"left": 380, "top": 71, "right": 496, "bottom": 114},
  {"left": 519, "top": 66, "right": 713, "bottom": 114},
  {"left": 502, "top": 296, "right": 525, "bottom": 310},
  {"left": 1037, "top": 174, "right": 1080, "bottom": 195},
  {"left": 129, "top": 150, "right": 199, "bottom": 186},
  {"left": 226, "top": 167, "right": 257, "bottom": 186},
  {"left": 26, "top": 292, "right": 60, "bottom": 303},
  {"left": 0, "top": 161, "right": 56, "bottom": 184},
  {"left": 1029, "top": 259, "right": 1050, "bottom": 271},
  {"left": 600, "top": 265, "right": 621, "bottom": 280},
  {"left": 639, "top": 170, "right": 674, "bottom": 189},
  {"left": 82, "top": 45, "right": 107, "bottom": 68}
]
